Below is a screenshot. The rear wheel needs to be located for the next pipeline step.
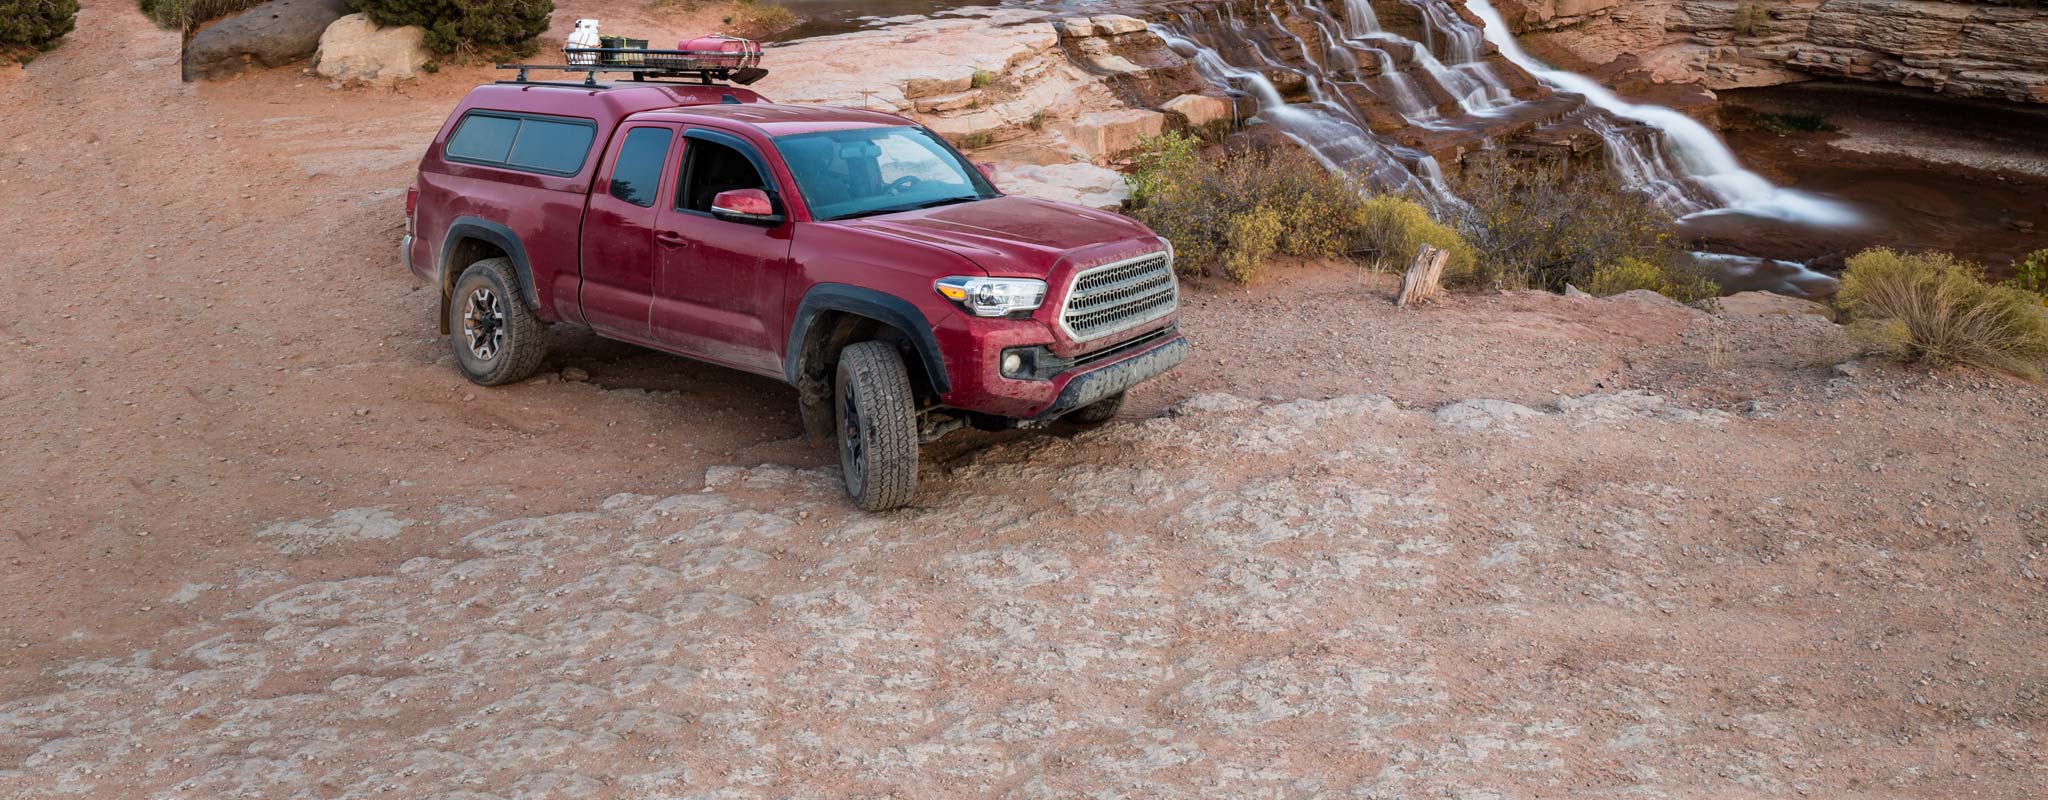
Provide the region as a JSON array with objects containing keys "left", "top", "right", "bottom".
[
  {"left": 1066, "top": 391, "right": 1126, "bottom": 425},
  {"left": 835, "top": 341, "right": 918, "bottom": 511},
  {"left": 449, "top": 258, "right": 548, "bottom": 386}
]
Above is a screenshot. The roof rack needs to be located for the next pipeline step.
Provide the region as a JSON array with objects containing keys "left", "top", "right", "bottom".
[{"left": 498, "top": 47, "right": 768, "bottom": 87}]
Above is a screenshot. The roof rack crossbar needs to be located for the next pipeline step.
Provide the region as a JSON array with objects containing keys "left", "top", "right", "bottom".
[{"left": 498, "top": 47, "right": 768, "bottom": 87}]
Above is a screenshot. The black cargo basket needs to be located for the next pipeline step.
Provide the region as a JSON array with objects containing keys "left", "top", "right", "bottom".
[{"left": 519, "top": 45, "right": 768, "bottom": 86}]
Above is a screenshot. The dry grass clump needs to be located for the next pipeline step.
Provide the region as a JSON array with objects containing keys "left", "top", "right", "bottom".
[
  {"left": 1837, "top": 248, "right": 2048, "bottom": 379},
  {"left": 1354, "top": 195, "right": 1477, "bottom": 280}
]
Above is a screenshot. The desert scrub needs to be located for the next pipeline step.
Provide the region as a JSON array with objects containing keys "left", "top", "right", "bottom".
[
  {"left": 352, "top": 0, "right": 553, "bottom": 57},
  {"left": 1456, "top": 153, "right": 1681, "bottom": 292},
  {"left": 1837, "top": 248, "right": 2048, "bottom": 379},
  {"left": 2008, "top": 249, "right": 2048, "bottom": 300},
  {"left": 3, "top": 0, "right": 78, "bottom": 59},
  {"left": 1582, "top": 257, "right": 1720, "bottom": 303},
  {"left": 1126, "top": 137, "right": 1371, "bottom": 284},
  {"left": 1353, "top": 196, "right": 1476, "bottom": 280}
]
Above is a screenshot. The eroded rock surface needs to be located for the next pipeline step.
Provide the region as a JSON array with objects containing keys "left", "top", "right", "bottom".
[
  {"left": 1496, "top": 0, "right": 2048, "bottom": 103},
  {"left": 2, "top": 393, "right": 2040, "bottom": 797}
]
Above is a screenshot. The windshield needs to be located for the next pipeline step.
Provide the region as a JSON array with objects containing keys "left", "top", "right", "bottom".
[{"left": 774, "top": 126, "right": 996, "bottom": 221}]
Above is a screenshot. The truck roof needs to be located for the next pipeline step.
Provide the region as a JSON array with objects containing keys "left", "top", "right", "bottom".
[
  {"left": 634, "top": 103, "right": 913, "bottom": 137},
  {"left": 462, "top": 81, "right": 773, "bottom": 121}
]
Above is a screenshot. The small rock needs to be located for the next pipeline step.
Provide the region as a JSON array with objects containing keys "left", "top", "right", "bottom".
[
  {"left": 1564, "top": 284, "right": 1593, "bottom": 299},
  {"left": 1832, "top": 360, "right": 1864, "bottom": 379},
  {"left": 561, "top": 367, "right": 590, "bottom": 382}
]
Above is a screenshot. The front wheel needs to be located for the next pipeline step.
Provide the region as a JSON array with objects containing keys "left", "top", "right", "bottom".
[{"left": 835, "top": 341, "right": 918, "bottom": 511}]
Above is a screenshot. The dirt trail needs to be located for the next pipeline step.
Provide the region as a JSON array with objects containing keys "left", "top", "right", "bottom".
[{"left": 2, "top": 2, "right": 2046, "bottom": 798}]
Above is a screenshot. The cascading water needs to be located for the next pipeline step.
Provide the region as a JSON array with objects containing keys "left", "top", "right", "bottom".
[
  {"left": 1151, "top": 0, "right": 1860, "bottom": 234},
  {"left": 1462, "top": 0, "right": 1859, "bottom": 226},
  {"left": 1152, "top": 9, "right": 1460, "bottom": 206},
  {"left": 1153, "top": 0, "right": 1547, "bottom": 208}
]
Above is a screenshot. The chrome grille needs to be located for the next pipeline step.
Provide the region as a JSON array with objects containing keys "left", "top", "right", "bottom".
[{"left": 1060, "top": 251, "right": 1176, "bottom": 341}]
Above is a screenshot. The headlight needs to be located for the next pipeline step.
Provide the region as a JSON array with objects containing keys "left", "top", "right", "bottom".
[{"left": 934, "top": 276, "right": 1046, "bottom": 317}]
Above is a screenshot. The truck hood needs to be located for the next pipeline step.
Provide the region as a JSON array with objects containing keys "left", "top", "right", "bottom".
[{"left": 830, "top": 195, "right": 1159, "bottom": 278}]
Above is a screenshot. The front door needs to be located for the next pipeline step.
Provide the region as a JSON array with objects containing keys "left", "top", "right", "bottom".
[
  {"left": 650, "top": 130, "right": 793, "bottom": 375},
  {"left": 577, "top": 122, "right": 678, "bottom": 342}
]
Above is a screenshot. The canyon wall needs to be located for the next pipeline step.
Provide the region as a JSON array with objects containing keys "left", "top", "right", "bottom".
[{"left": 1492, "top": 0, "right": 2048, "bottom": 103}]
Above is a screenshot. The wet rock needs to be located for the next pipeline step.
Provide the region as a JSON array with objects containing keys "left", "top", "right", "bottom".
[
  {"left": 182, "top": 0, "right": 349, "bottom": 81},
  {"left": 313, "top": 14, "right": 430, "bottom": 87},
  {"left": 1160, "top": 93, "right": 1234, "bottom": 129}
]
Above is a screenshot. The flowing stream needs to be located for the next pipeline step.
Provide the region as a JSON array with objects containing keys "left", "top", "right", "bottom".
[{"left": 1151, "top": 0, "right": 1862, "bottom": 230}]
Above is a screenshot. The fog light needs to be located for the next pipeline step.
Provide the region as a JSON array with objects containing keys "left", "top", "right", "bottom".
[{"left": 1000, "top": 352, "right": 1024, "bottom": 377}]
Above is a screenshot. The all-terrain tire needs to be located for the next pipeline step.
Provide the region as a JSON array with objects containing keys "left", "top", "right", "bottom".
[
  {"left": 449, "top": 257, "right": 549, "bottom": 386},
  {"left": 1066, "top": 391, "right": 1126, "bottom": 425},
  {"left": 835, "top": 341, "right": 918, "bottom": 511}
]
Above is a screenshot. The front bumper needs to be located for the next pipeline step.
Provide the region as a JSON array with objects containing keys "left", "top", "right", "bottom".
[{"left": 1029, "top": 333, "right": 1189, "bottom": 420}]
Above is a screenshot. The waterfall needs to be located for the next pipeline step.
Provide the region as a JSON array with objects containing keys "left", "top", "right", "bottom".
[
  {"left": 1463, "top": 0, "right": 1858, "bottom": 226},
  {"left": 1152, "top": 12, "right": 1460, "bottom": 206}
]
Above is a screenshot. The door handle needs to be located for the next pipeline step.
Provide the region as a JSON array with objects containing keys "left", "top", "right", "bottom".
[{"left": 655, "top": 231, "right": 690, "bottom": 248}]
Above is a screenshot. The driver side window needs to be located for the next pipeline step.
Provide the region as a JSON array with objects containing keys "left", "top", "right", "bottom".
[{"left": 678, "top": 138, "right": 767, "bottom": 214}]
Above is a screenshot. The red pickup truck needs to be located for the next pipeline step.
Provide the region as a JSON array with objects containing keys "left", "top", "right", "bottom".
[{"left": 403, "top": 76, "right": 1188, "bottom": 510}]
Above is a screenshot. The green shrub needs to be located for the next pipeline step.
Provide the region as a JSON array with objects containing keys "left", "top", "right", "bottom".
[
  {"left": 1582, "top": 257, "right": 1720, "bottom": 303},
  {"left": 1354, "top": 195, "right": 1477, "bottom": 280},
  {"left": 1837, "top": 248, "right": 2048, "bottom": 379},
  {"left": 2008, "top": 249, "right": 2048, "bottom": 300},
  {"left": 1126, "top": 131, "right": 1201, "bottom": 209},
  {"left": 2, "top": 0, "right": 79, "bottom": 58},
  {"left": 1734, "top": 0, "right": 1770, "bottom": 37},
  {"left": 351, "top": 0, "right": 553, "bottom": 57},
  {"left": 138, "top": 0, "right": 259, "bottom": 30},
  {"left": 1455, "top": 153, "right": 1682, "bottom": 292},
  {"left": 1127, "top": 140, "right": 1374, "bottom": 284}
]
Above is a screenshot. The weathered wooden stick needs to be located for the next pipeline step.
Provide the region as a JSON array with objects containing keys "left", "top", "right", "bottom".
[{"left": 1396, "top": 244, "right": 1449, "bottom": 306}]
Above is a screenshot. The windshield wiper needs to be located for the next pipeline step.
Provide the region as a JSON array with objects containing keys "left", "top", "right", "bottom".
[
  {"left": 832, "top": 195, "right": 983, "bottom": 221},
  {"left": 911, "top": 195, "right": 981, "bottom": 210}
]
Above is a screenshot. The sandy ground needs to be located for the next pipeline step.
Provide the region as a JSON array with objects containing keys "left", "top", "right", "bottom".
[{"left": 2, "top": 2, "right": 2046, "bottom": 797}]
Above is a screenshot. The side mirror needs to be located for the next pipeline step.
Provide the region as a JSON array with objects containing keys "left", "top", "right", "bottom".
[
  {"left": 974, "top": 161, "right": 999, "bottom": 188},
  {"left": 710, "top": 188, "right": 781, "bottom": 224}
]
